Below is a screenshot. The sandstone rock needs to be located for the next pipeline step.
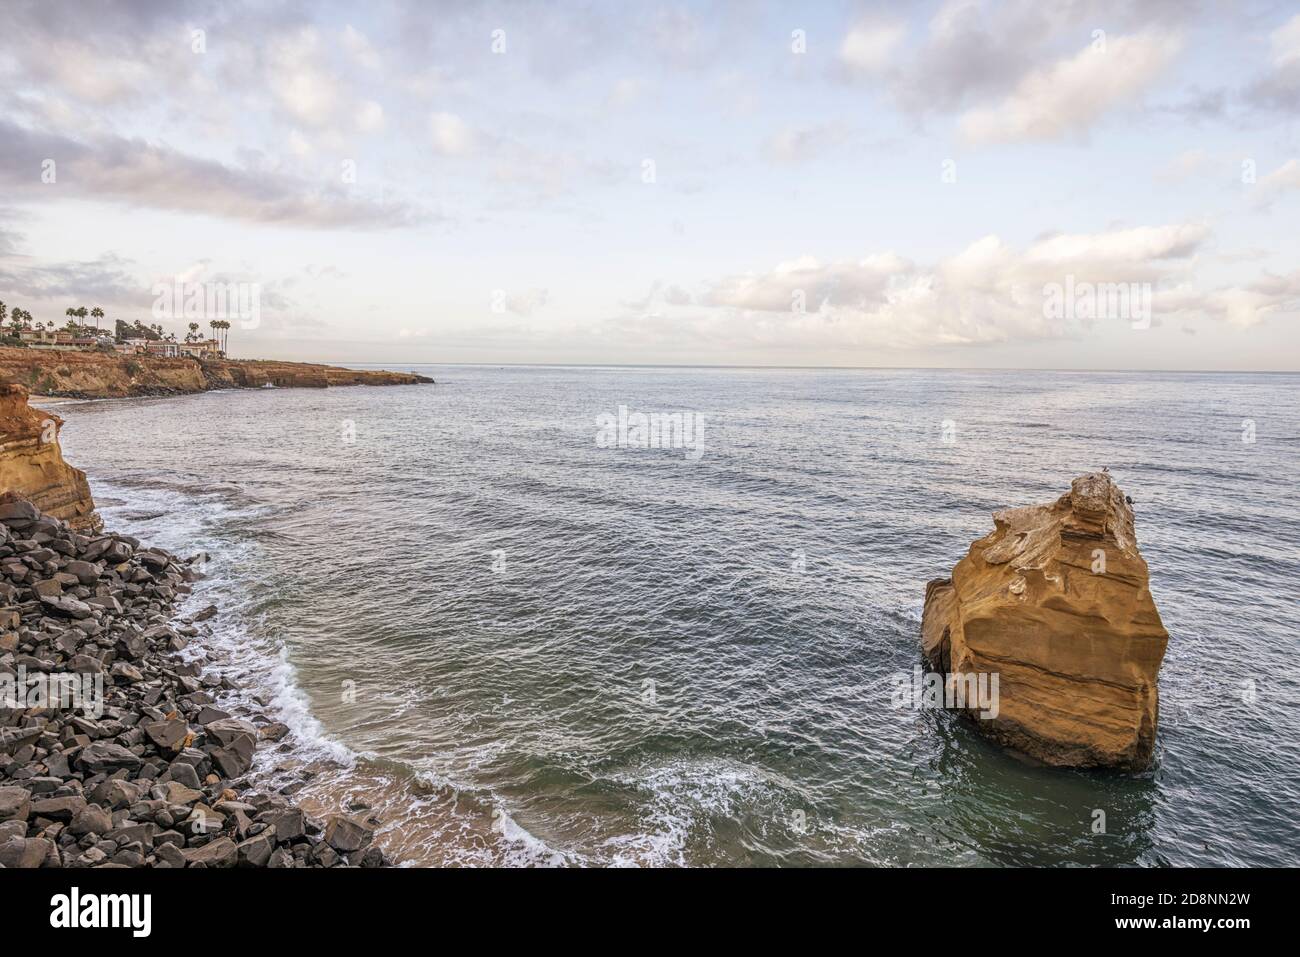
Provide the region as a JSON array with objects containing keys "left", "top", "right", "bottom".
[
  {"left": 921, "top": 472, "right": 1169, "bottom": 769},
  {"left": 0, "top": 387, "right": 99, "bottom": 531}
]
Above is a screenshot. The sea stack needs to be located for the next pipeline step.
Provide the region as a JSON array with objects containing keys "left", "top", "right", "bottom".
[
  {"left": 921, "top": 472, "right": 1169, "bottom": 769},
  {"left": 0, "top": 384, "right": 99, "bottom": 532}
]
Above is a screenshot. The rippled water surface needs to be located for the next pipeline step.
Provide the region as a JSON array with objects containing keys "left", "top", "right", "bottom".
[{"left": 52, "top": 366, "right": 1300, "bottom": 866}]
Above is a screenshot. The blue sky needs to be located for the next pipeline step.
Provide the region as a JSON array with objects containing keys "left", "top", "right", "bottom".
[{"left": 1, "top": 0, "right": 1299, "bottom": 368}]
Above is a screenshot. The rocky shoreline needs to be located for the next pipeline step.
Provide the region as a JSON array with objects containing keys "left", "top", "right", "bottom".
[
  {"left": 0, "top": 346, "right": 433, "bottom": 399},
  {"left": 0, "top": 494, "right": 388, "bottom": 868}
]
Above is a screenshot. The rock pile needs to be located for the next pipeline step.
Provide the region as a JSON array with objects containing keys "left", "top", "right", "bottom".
[{"left": 0, "top": 496, "right": 387, "bottom": 867}]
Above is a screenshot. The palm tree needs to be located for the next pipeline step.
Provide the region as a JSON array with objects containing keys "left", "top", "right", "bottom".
[{"left": 90, "top": 306, "right": 104, "bottom": 331}]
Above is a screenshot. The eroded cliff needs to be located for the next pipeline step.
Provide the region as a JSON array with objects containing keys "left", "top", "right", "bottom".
[
  {"left": 0, "top": 384, "right": 99, "bottom": 531},
  {"left": 921, "top": 472, "right": 1169, "bottom": 769},
  {"left": 0, "top": 347, "right": 432, "bottom": 398}
]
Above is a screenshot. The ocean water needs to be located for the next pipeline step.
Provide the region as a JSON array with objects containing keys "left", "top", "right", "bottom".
[{"left": 51, "top": 366, "right": 1300, "bottom": 867}]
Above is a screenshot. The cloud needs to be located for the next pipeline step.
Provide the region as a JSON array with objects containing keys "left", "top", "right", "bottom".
[
  {"left": 686, "top": 223, "right": 1216, "bottom": 350},
  {"left": 429, "top": 112, "right": 477, "bottom": 156},
  {"left": 503, "top": 289, "right": 549, "bottom": 316},
  {"left": 1254, "top": 158, "right": 1300, "bottom": 206},
  {"left": 1247, "top": 13, "right": 1300, "bottom": 110},
  {"left": 856, "top": 1, "right": 1196, "bottom": 123},
  {"left": 0, "top": 250, "right": 143, "bottom": 308},
  {"left": 839, "top": 19, "right": 906, "bottom": 75},
  {"left": 1157, "top": 148, "right": 1214, "bottom": 181},
  {"left": 762, "top": 124, "right": 851, "bottom": 165},
  {"left": 1159, "top": 271, "right": 1300, "bottom": 328},
  {"left": 960, "top": 31, "right": 1183, "bottom": 144},
  {"left": 341, "top": 24, "right": 382, "bottom": 71},
  {"left": 0, "top": 120, "right": 427, "bottom": 229}
]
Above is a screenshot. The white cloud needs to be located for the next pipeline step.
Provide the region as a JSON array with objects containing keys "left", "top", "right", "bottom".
[
  {"left": 1255, "top": 158, "right": 1300, "bottom": 205},
  {"left": 505, "top": 289, "right": 549, "bottom": 316},
  {"left": 1160, "top": 271, "right": 1300, "bottom": 328},
  {"left": 763, "top": 124, "right": 850, "bottom": 164},
  {"left": 268, "top": 29, "right": 341, "bottom": 128},
  {"left": 429, "top": 112, "right": 477, "bottom": 156},
  {"left": 691, "top": 224, "right": 1218, "bottom": 350},
  {"left": 1248, "top": 12, "right": 1300, "bottom": 109},
  {"left": 839, "top": 20, "right": 906, "bottom": 74},
  {"left": 960, "top": 31, "right": 1182, "bottom": 144},
  {"left": 0, "top": 120, "right": 427, "bottom": 230},
  {"left": 356, "top": 100, "right": 385, "bottom": 133},
  {"left": 342, "top": 25, "right": 382, "bottom": 71}
]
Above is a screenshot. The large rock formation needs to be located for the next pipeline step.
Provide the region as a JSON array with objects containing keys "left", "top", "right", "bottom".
[
  {"left": 921, "top": 472, "right": 1168, "bottom": 769},
  {"left": 0, "top": 384, "right": 99, "bottom": 531}
]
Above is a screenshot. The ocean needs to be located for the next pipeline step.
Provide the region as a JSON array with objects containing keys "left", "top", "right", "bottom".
[{"left": 51, "top": 366, "right": 1300, "bottom": 867}]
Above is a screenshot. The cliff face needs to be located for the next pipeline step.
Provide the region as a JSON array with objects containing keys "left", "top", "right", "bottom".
[
  {"left": 0, "top": 384, "right": 99, "bottom": 532},
  {"left": 0, "top": 347, "right": 432, "bottom": 398},
  {"left": 921, "top": 472, "right": 1169, "bottom": 769}
]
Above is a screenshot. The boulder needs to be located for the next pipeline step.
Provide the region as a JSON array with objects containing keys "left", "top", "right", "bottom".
[
  {"left": 69, "top": 803, "right": 113, "bottom": 836},
  {"left": 181, "top": 837, "right": 238, "bottom": 868},
  {"left": 921, "top": 472, "right": 1169, "bottom": 769},
  {"left": 0, "top": 836, "right": 53, "bottom": 869},
  {"left": 0, "top": 786, "right": 31, "bottom": 823},
  {"left": 30, "top": 795, "right": 87, "bottom": 822},
  {"left": 76, "top": 741, "right": 143, "bottom": 773},
  {"left": 324, "top": 814, "right": 373, "bottom": 852}
]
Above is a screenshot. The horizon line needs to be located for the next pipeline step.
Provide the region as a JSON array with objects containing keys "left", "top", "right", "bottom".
[{"left": 314, "top": 360, "right": 1300, "bottom": 375}]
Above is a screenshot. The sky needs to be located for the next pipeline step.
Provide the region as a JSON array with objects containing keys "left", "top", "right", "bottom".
[{"left": 1, "top": 0, "right": 1298, "bottom": 369}]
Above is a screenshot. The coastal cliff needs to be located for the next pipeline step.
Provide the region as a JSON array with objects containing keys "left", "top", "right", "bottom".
[
  {"left": 922, "top": 472, "right": 1169, "bottom": 769},
  {"left": 0, "top": 347, "right": 432, "bottom": 399},
  {"left": 0, "top": 385, "right": 99, "bottom": 532}
]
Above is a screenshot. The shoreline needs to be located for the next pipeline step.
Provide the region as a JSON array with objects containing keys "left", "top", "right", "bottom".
[
  {"left": 0, "top": 495, "right": 390, "bottom": 868},
  {"left": 0, "top": 347, "right": 433, "bottom": 400}
]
